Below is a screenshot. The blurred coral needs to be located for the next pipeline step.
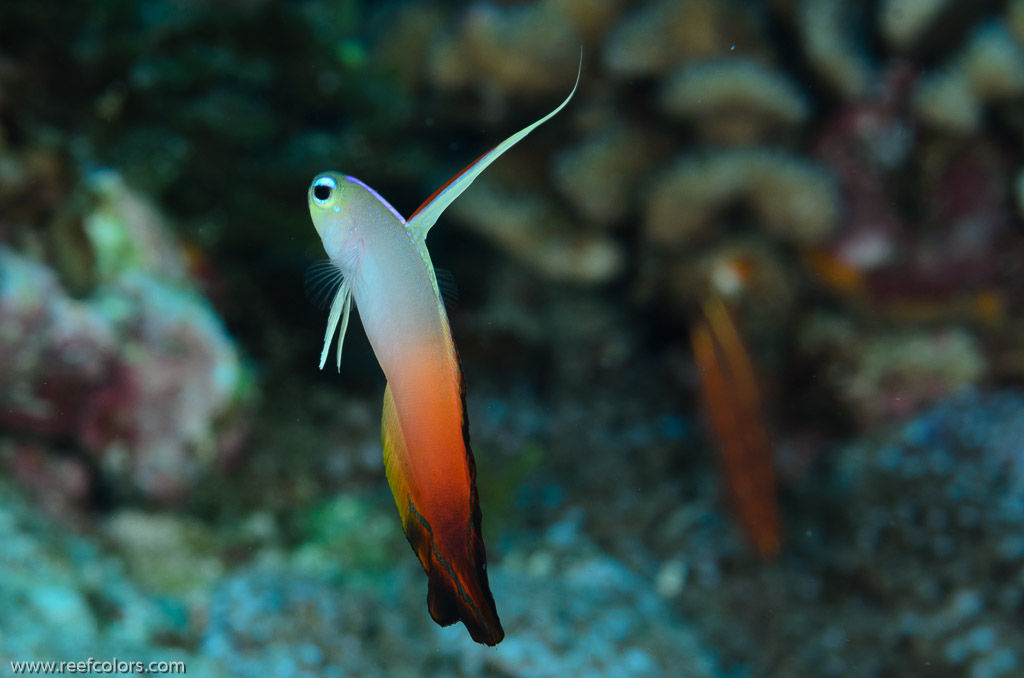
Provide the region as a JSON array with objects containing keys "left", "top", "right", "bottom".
[
  {"left": 797, "top": 0, "right": 876, "bottom": 98},
  {"left": 83, "top": 170, "right": 189, "bottom": 285},
  {"left": 879, "top": 0, "right": 954, "bottom": 50},
  {"left": 3, "top": 442, "right": 93, "bottom": 518},
  {"left": 913, "top": 20, "right": 1024, "bottom": 133},
  {"left": 644, "top": 149, "right": 838, "bottom": 248},
  {"left": 812, "top": 64, "right": 914, "bottom": 277},
  {"left": 552, "top": 125, "right": 664, "bottom": 229},
  {"left": 659, "top": 59, "right": 809, "bottom": 143},
  {"left": 1013, "top": 0, "right": 1024, "bottom": 43},
  {"left": 604, "top": 0, "right": 767, "bottom": 77},
  {"left": 366, "top": 0, "right": 1024, "bottom": 456},
  {"left": 799, "top": 314, "right": 987, "bottom": 426},
  {"left": 0, "top": 246, "right": 249, "bottom": 501},
  {"left": 447, "top": 174, "right": 623, "bottom": 284},
  {"left": 428, "top": 1, "right": 587, "bottom": 98}
]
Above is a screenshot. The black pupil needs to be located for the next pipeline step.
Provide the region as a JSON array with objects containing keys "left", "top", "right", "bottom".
[{"left": 313, "top": 184, "right": 332, "bottom": 201}]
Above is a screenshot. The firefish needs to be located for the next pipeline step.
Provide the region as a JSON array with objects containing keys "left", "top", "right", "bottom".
[{"left": 306, "top": 70, "right": 579, "bottom": 646}]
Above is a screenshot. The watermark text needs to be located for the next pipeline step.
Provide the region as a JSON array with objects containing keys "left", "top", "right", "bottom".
[{"left": 10, "top": 658, "right": 186, "bottom": 674}]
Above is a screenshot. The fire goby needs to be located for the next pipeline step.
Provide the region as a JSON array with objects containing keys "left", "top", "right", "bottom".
[{"left": 306, "top": 64, "right": 579, "bottom": 646}]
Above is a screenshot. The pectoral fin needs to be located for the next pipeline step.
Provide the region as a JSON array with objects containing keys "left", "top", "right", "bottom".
[{"left": 319, "top": 280, "right": 352, "bottom": 371}]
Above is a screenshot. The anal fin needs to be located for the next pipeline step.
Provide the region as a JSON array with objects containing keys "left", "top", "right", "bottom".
[{"left": 380, "top": 383, "right": 504, "bottom": 645}]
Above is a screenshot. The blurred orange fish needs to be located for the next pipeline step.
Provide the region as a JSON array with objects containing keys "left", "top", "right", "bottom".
[{"left": 691, "top": 296, "right": 782, "bottom": 558}]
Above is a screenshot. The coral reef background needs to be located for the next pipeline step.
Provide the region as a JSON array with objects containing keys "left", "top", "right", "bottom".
[{"left": 2, "top": 0, "right": 1024, "bottom": 676}]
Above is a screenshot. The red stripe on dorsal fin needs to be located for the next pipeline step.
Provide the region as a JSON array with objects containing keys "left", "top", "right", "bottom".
[
  {"left": 408, "top": 148, "right": 494, "bottom": 222},
  {"left": 405, "top": 52, "right": 580, "bottom": 241}
]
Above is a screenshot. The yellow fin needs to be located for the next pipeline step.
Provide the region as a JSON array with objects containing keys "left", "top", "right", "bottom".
[{"left": 381, "top": 384, "right": 428, "bottom": 569}]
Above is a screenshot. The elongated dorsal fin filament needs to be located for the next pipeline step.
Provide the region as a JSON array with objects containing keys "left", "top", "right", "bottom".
[{"left": 406, "top": 52, "right": 583, "bottom": 241}]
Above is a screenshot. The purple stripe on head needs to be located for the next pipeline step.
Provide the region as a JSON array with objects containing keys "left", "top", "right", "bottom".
[{"left": 345, "top": 175, "right": 406, "bottom": 224}]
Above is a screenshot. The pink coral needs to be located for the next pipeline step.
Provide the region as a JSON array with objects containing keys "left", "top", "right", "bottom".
[
  {"left": 0, "top": 247, "right": 246, "bottom": 502},
  {"left": 812, "top": 64, "right": 915, "bottom": 276}
]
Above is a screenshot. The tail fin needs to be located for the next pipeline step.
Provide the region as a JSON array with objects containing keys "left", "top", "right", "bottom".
[
  {"left": 423, "top": 525, "right": 504, "bottom": 645},
  {"left": 382, "top": 384, "right": 505, "bottom": 645}
]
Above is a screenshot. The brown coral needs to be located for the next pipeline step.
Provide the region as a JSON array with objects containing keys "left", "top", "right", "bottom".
[
  {"left": 447, "top": 176, "right": 623, "bottom": 284},
  {"left": 644, "top": 149, "right": 839, "bottom": 248},
  {"left": 552, "top": 125, "right": 665, "bottom": 229},
  {"left": 912, "top": 20, "right": 1024, "bottom": 133},
  {"left": 879, "top": 0, "right": 955, "bottom": 50},
  {"left": 659, "top": 59, "right": 809, "bottom": 144},
  {"left": 428, "top": 1, "right": 584, "bottom": 98},
  {"left": 798, "top": 0, "right": 876, "bottom": 98},
  {"left": 604, "top": 0, "right": 767, "bottom": 77}
]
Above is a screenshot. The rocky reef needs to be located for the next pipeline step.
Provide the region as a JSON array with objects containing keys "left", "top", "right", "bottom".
[{"left": 0, "top": 173, "right": 251, "bottom": 504}]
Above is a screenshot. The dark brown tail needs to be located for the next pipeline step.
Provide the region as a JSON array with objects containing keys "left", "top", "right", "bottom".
[
  {"left": 403, "top": 498, "right": 504, "bottom": 645},
  {"left": 425, "top": 539, "right": 504, "bottom": 645}
]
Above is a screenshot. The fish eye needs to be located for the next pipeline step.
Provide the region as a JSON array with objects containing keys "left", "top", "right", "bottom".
[
  {"left": 313, "top": 184, "right": 332, "bottom": 202},
  {"left": 312, "top": 176, "right": 337, "bottom": 206}
]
